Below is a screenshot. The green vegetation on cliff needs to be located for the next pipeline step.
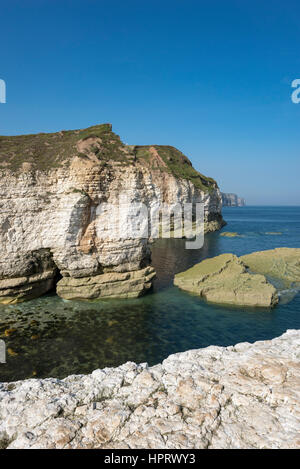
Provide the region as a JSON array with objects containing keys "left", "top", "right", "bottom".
[
  {"left": 0, "top": 124, "right": 217, "bottom": 191},
  {"left": 0, "top": 123, "right": 119, "bottom": 171},
  {"left": 135, "top": 145, "right": 216, "bottom": 191}
]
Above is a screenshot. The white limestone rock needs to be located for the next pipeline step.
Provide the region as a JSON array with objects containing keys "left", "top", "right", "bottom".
[
  {"left": 0, "top": 330, "right": 299, "bottom": 449},
  {"left": 0, "top": 125, "right": 224, "bottom": 302}
]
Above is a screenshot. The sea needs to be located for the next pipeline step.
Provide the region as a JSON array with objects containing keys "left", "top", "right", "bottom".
[{"left": 1, "top": 206, "right": 300, "bottom": 382}]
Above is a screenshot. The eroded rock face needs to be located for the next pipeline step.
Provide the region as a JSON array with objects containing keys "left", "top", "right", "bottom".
[
  {"left": 174, "top": 253, "right": 278, "bottom": 307},
  {"left": 221, "top": 193, "right": 245, "bottom": 207},
  {"left": 57, "top": 266, "right": 156, "bottom": 300},
  {"left": 0, "top": 249, "right": 57, "bottom": 304},
  {"left": 0, "top": 124, "right": 224, "bottom": 303},
  {"left": 0, "top": 330, "right": 299, "bottom": 449}
]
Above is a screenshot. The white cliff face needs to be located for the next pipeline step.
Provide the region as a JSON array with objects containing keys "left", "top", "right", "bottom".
[
  {"left": 221, "top": 192, "right": 245, "bottom": 207},
  {"left": 0, "top": 126, "right": 224, "bottom": 303},
  {"left": 0, "top": 330, "right": 299, "bottom": 449}
]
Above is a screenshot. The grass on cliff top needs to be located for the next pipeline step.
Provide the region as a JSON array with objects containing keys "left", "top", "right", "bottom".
[
  {"left": 0, "top": 124, "right": 217, "bottom": 192},
  {"left": 135, "top": 145, "right": 217, "bottom": 191},
  {"left": 0, "top": 123, "right": 124, "bottom": 171}
]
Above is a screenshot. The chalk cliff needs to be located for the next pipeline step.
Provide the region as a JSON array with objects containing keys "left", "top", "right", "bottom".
[
  {"left": 221, "top": 193, "right": 245, "bottom": 207},
  {"left": 0, "top": 124, "right": 224, "bottom": 303}
]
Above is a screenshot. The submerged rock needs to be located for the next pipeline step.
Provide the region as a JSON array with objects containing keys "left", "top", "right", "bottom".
[
  {"left": 0, "top": 330, "right": 299, "bottom": 449},
  {"left": 265, "top": 232, "right": 282, "bottom": 236},
  {"left": 220, "top": 231, "right": 241, "bottom": 238},
  {"left": 174, "top": 253, "right": 278, "bottom": 307}
]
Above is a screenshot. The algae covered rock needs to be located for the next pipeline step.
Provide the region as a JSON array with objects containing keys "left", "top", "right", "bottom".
[
  {"left": 0, "top": 123, "right": 224, "bottom": 303},
  {"left": 174, "top": 253, "right": 278, "bottom": 308},
  {"left": 241, "top": 248, "right": 300, "bottom": 288},
  {"left": 174, "top": 248, "right": 300, "bottom": 308}
]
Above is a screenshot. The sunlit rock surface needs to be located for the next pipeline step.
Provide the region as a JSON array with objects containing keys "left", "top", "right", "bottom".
[
  {"left": 174, "top": 253, "right": 278, "bottom": 307},
  {"left": 0, "top": 330, "right": 299, "bottom": 449},
  {"left": 57, "top": 266, "right": 156, "bottom": 300},
  {"left": 241, "top": 248, "right": 300, "bottom": 288},
  {"left": 0, "top": 124, "right": 224, "bottom": 303}
]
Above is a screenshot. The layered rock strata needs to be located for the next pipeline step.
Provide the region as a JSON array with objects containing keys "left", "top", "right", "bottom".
[
  {"left": 174, "top": 248, "right": 300, "bottom": 307},
  {"left": 241, "top": 248, "right": 300, "bottom": 288},
  {"left": 221, "top": 193, "right": 245, "bottom": 207},
  {"left": 174, "top": 253, "right": 278, "bottom": 307},
  {"left": 0, "top": 124, "right": 224, "bottom": 303},
  {"left": 0, "top": 330, "right": 299, "bottom": 449},
  {"left": 57, "top": 266, "right": 156, "bottom": 300}
]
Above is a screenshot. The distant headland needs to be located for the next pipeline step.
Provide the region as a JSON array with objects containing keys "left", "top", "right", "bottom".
[{"left": 221, "top": 192, "right": 245, "bottom": 207}]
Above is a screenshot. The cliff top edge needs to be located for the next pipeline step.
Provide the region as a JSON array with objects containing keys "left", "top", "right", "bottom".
[{"left": 0, "top": 123, "right": 217, "bottom": 192}]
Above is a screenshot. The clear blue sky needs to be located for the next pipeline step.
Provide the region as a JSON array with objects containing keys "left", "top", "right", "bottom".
[{"left": 0, "top": 0, "right": 299, "bottom": 204}]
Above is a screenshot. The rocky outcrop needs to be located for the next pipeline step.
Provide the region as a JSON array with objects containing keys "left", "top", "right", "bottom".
[
  {"left": 221, "top": 193, "right": 245, "bottom": 207},
  {"left": 56, "top": 266, "right": 156, "bottom": 300},
  {"left": 174, "top": 253, "right": 278, "bottom": 307},
  {"left": 0, "top": 124, "right": 224, "bottom": 303},
  {"left": 174, "top": 248, "right": 300, "bottom": 308},
  {"left": 0, "top": 330, "right": 299, "bottom": 449}
]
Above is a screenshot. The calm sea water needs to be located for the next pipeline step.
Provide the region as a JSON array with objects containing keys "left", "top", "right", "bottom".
[{"left": 1, "top": 206, "right": 300, "bottom": 382}]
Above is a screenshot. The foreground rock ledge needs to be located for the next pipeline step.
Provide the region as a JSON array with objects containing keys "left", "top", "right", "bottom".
[{"left": 1, "top": 330, "right": 300, "bottom": 449}]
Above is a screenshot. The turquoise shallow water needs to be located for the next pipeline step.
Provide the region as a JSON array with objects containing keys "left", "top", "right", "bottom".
[{"left": 1, "top": 206, "right": 300, "bottom": 382}]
